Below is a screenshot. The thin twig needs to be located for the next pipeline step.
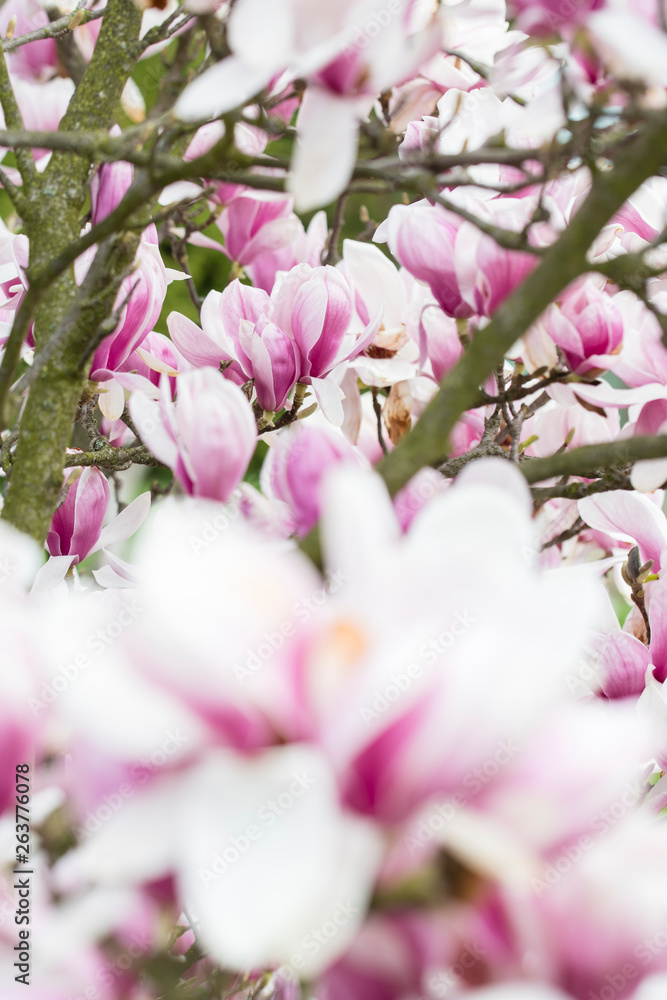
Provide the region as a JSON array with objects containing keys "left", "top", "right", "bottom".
[{"left": 2, "top": 7, "right": 105, "bottom": 53}]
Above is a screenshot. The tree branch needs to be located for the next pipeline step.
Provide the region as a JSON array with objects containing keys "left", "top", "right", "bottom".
[
  {"left": 0, "top": 47, "right": 34, "bottom": 189},
  {"left": 522, "top": 435, "right": 667, "bottom": 485},
  {"left": 375, "top": 113, "right": 667, "bottom": 497},
  {"left": 2, "top": 7, "right": 105, "bottom": 54}
]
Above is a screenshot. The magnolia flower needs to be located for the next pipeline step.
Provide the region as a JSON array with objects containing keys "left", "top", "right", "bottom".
[
  {"left": 273, "top": 262, "right": 380, "bottom": 422},
  {"left": 175, "top": 0, "right": 441, "bottom": 209},
  {"left": 170, "top": 265, "right": 379, "bottom": 424},
  {"left": 339, "top": 240, "right": 420, "bottom": 389},
  {"left": 36, "top": 466, "right": 151, "bottom": 590},
  {"left": 214, "top": 191, "right": 302, "bottom": 267},
  {"left": 374, "top": 200, "right": 473, "bottom": 319},
  {"left": 169, "top": 280, "right": 300, "bottom": 413},
  {"left": 523, "top": 276, "right": 623, "bottom": 375},
  {"left": 261, "top": 422, "right": 367, "bottom": 536},
  {"left": 130, "top": 369, "right": 257, "bottom": 501}
]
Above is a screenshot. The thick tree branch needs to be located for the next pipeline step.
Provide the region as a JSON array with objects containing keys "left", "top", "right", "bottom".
[
  {"left": 63, "top": 443, "right": 163, "bottom": 471},
  {"left": 375, "top": 113, "right": 667, "bottom": 498},
  {"left": 522, "top": 435, "right": 667, "bottom": 485},
  {"left": 2, "top": 0, "right": 143, "bottom": 544}
]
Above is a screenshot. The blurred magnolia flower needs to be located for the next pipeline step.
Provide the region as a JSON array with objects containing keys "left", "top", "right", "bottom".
[
  {"left": 261, "top": 421, "right": 368, "bottom": 536},
  {"left": 175, "top": 0, "right": 442, "bottom": 209}
]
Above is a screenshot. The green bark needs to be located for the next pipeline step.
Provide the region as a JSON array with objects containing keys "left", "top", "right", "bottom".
[{"left": 2, "top": 0, "right": 142, "bottom": 543}]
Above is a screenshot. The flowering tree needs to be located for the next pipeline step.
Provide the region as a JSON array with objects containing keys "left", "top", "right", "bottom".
[{"left": 5, "top": 0, "right": 667, "bottom": 997}]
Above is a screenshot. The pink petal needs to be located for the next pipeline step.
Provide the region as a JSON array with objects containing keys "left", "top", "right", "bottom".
[{"left": 578, "top": 492, "right": 667, "bottom": 570}]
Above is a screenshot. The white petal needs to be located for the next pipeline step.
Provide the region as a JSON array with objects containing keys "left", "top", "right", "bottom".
[
  {"left": 228, "top": 0, "right": 295, "bottom": 73},
  {"left": 94, "top": 492, "right": 151, "bottom": 553},
  {"left": 309, "top": 376, "right": 345, "bottom": 426},
  {"left": 31, "top": 554, "right": 74, "bottom": 592},
  {"left": 175, "top": 59, "right": 272, "bottom": 121},
  {"left": 97, "top": 379, "right": 126, "bottom": 422},
  {"left": 289, "top": 90, "right": 362, "bottom": 212},
  {"left": 631, "top": 458, "right": 667, "bottom": 493},
  {"left": 135, "top": 346, "right": 180, "bottom": 377},
  {"left": 178, "top": 744, "right": 380, "bottom": 974}
]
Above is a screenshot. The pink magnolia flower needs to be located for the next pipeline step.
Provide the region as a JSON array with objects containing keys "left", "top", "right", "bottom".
[
  {"left": 88, "top": 226, "right": 170, "bottom": 378},
  {"left": 286, "top": 460, "right": 599, "bottom": 824},
  {"left": 169, "top": 280, "right": 299, "bottom": 413},
  {"left": 86, "top": 161, "right": 183, "bottom": 415},
  {"left": 245, "top": 209, "right": 327, "bottom": 294},
  {"left": 38, "top": 465, "right": 151, "bottom": 590},
  {"left": 90, "top": 157, "right": 134, "bottom": 228},
  {"left": 457, "top": 215, "right": 539, "bottom": 319},
  {"left": 129, "top": 369, "right": 257, "bottom": 502},
  {"left": 273, "top": 263, "right": 380, "bottom": 421},
  {"left": 215, "top": 191, "right": 302, "bottom": 267},
  {"left": 509, "top": 0, "right": 606, "bottom": 35},
  {"left": 47, "top": 467, "right": 111, "bottom": 566},
  {"left": 261, "top": 422, "right": 367, "bottom": 536},
  {"left": 170, "top": 265, "right": 378, "bottom": 424},
  {"left": 523, "top": 277, "right": 623, "bottom": 375},
  {"left": 374, "top": 200, "right": 473, "bottom": 319}
]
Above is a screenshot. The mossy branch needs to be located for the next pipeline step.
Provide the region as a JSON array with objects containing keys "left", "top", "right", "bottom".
[{"left": 1, "top": 0, "right": 143, "bottom": 544}]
